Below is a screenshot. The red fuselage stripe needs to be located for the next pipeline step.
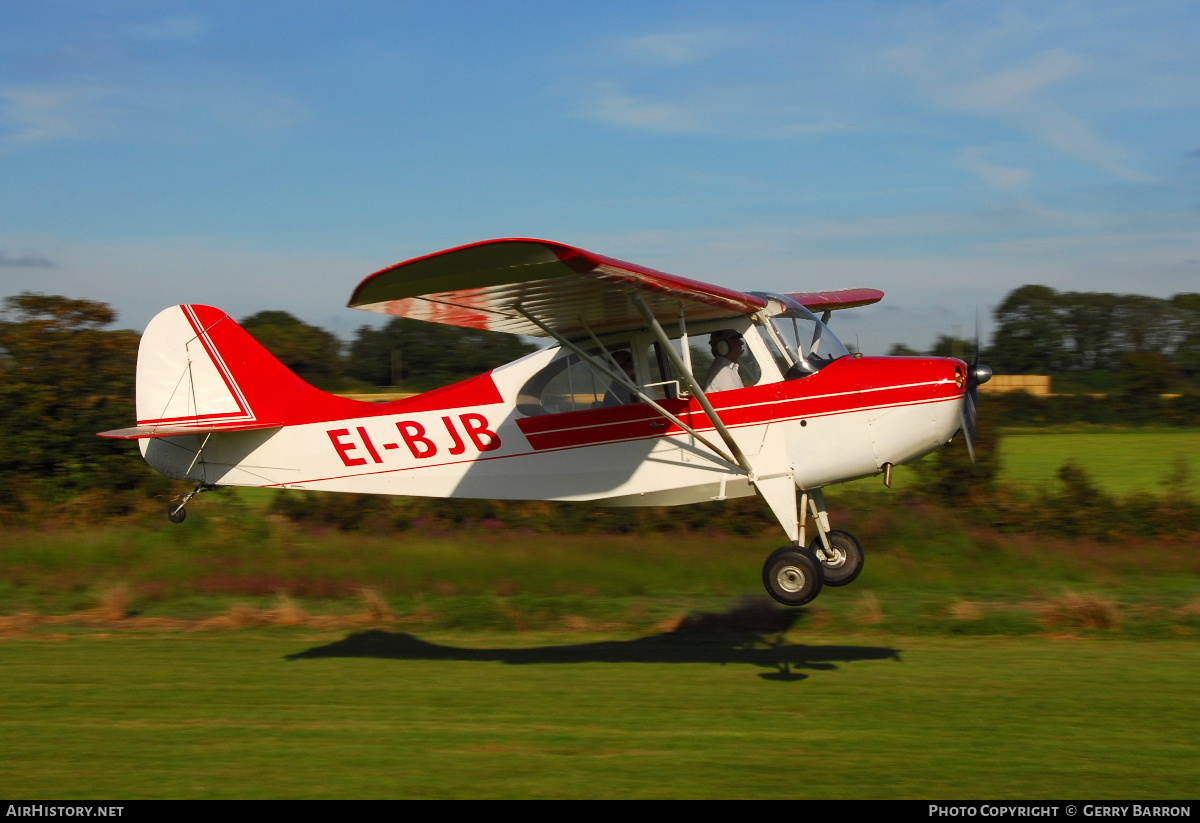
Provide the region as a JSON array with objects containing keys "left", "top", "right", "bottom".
[{"left": 262, "top": 392, "right": 961, "bottom": 488}]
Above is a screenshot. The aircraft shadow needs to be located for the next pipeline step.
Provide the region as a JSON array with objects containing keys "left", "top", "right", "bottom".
[{"left": 286, "top": 604, "right": 901, "bottom": 682}]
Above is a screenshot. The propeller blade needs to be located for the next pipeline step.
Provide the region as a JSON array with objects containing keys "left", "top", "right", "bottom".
[
  {"left": 959, "top": 406, "right": 977, "bottom": 463},
  {"left": 958, "top": 312, "right": 989, "bottom": 464}
]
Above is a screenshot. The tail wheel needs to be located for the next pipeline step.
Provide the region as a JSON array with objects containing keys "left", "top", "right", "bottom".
[
  {"left": 762, "top": 546, "right": 823, "bottom": 607},
  {"left": 811, "top": 530, "right": 864, "bottom": 587}
]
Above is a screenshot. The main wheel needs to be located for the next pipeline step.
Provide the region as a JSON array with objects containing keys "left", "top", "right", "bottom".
[
  {"left": 168, "top": 504, "right": 187, "bottom": 524},
  {"left": 762, "top": 546, "right": 823, "bottom": 606},
  {"left": 810, "top": 529, "right": 864, "bottom": 587}
]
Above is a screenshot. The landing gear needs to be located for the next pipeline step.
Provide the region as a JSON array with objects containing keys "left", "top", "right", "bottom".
[
  {"left": 762, "top": 546, "right": 824, "bottom": 606},
  {"left": 166, "top": 483, "right": 215, "bottom": 524},
  {"left": 810, "top": 529, "right": 864, "bottom": 587},
  {"left": 758, "top": 488, "right": 867, "bottom": 604}
]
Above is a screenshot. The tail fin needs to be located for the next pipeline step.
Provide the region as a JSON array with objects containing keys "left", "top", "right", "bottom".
[{"left": 101, "top": 305, "right": 366, "bottom": 439}]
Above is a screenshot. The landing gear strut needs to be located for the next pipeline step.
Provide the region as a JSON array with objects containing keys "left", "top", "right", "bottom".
[{"left": 167, "top": 483, "right": 216, "bottom": 524}]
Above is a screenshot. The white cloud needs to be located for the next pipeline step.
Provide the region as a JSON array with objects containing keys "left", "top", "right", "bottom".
[
  {"left": 124, "top": 15, "right": 208, "bottom": 42},
  {"left": 617, "top": 27, "right": 758, "bottom": 67},
  {"left": 579, "top": 83, "right": 706, "bottom": 134},
  {"left": 576, "top": 80, "right": 855, "bottom": 140},
  {"left": 878, "top": 17, "right": 1157, "bottom": 181},
  {"left": 0, "top": 85, "right": 124, "bottom": 146},
  {"left": 954, "top": 147, "right": 1032, "bottom": 190},
  {"left": 0, "top": 79, "right": 303, "bottom": 150}
]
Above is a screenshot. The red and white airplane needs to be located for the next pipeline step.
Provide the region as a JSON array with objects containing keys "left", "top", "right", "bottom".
[{"left": 100, "top": 238, "right": 990, "bottom": 606}]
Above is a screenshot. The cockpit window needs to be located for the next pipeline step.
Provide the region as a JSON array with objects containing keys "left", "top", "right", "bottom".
[{"left": 768, "top": 307, "right": 850, "bottom": 377}]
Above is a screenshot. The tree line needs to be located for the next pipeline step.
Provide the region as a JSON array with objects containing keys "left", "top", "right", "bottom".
[{"left": 892, "top": 285, "right": 1200, "bottom": 393}]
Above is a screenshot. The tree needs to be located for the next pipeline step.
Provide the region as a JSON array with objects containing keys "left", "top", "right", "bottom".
[
  {"left": 1168, "top": 294, "right": 1200, "bottom": 378},
  {"left": 0, "top": 293, "right": 153, "bottom": 503},
  {"left": 989, "top": 285, "right": 1065, "bottom": 373},
  {"left": 1118, "top": 351, "right": 1180, "bottom": 399},
  {"left": 347, "top": 318, "right": 540, "bottom": 391},
  {"left": 928, "top": 334, "right": 973, "bottom": 360},
  {"left": 1059, "top": 291, "right": 1118, "bottom": 371}
]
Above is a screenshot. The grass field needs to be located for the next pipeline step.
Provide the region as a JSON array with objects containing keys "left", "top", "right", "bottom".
[
  {"left": 1, "top": 427, "right": 1197, "bottom": 798},
  {"left": 997, "top": 430, "right": 1200, "bottom": 496},
  {"left": 842, "top": 428, "right": 1200, "bottom": 497},
  {"left": 1, "top": 630, "right": 1197, "bottom": 799}
]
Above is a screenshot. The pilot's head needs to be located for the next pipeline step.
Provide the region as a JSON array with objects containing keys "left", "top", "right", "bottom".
[
  {"left": 709, "top": 330, "right": 744, "bottom": 360},
  {"left": 611, "top": 349, "right": 635, "bottom": 377}
]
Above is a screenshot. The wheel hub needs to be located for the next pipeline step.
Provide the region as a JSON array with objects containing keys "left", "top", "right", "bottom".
[
  {"left": 823, "top": 546, "right": 846, "bottom": 568},
  {"left": 775, "top": 565, "right": 807, "bottom": 593}
]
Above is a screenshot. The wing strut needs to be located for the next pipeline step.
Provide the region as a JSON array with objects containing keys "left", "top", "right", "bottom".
[
  {"left": 632, "top": 294, "right": 801, "bottom": 544},
  {"left": 630, "top": 295, "right": 753, "bottom": 474},
  {"left": 512, "top": 306, "right": 743, "bottom": 473}
]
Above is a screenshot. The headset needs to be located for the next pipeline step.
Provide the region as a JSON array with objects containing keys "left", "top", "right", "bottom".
[{"left": 712, "top": 333, "right": 740, "bottom": 358}]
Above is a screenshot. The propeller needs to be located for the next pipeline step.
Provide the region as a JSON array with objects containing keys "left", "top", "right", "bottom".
[{"left": 959, "top": 319, "right": 992, "bottom": 462}]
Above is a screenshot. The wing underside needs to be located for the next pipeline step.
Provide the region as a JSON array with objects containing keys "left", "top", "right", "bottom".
[
  {"left": 348, "top": 238, "right": 769, "bottom": 340},
  {"left": 349, "top": 238, "right": 882, "bottom": 340}
]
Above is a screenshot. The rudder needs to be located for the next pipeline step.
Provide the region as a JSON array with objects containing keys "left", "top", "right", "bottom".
[{"left": 135, "top": 305, "right": 365, "bottom": 432}]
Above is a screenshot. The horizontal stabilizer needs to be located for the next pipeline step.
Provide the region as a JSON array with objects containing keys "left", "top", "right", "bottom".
[{"left": 98, "top": 422, "right": 284, "bottom": 440}]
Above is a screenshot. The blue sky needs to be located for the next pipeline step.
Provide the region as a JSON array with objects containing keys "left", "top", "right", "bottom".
[{"left": 2, "top": 0, "right": 1198, "bottom": 354}]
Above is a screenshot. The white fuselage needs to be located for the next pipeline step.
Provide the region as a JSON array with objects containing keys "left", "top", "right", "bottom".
[{"left": 142, "top": 345, "right": 966, "bottom": 507}]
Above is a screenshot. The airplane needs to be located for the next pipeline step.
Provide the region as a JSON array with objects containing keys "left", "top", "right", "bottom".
[{"left": 99, "top": 238, "right": 991, "bottom": 607}]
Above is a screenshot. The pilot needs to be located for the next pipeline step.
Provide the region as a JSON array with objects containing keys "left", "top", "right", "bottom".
[
  {"left": 600, "top": 349, "right": 638, "bottom": 406},
  {"left": 703, "top": 330, "right": 745, "bottom": 393}
]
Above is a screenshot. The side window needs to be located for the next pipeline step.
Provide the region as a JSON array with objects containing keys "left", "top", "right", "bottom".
[
  {"left": 517, "top": 345, "right": 638, "bottom": 416},
  {"left": 640, "top": 342, "right": 679, "bottom": 401},
  {"left": 689, "top": 331, "right": 762, "bottom": 390},
  {"left": 656, "top": 328, "right": 763, "bottom": 393}
]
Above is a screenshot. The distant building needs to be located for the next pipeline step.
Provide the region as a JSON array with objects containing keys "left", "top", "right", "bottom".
[{"left": 978, "top": 375, "right": 1052, "bottom": 396}]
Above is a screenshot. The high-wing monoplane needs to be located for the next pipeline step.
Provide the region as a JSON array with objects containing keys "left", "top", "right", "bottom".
[{"left": 100, "top": 238, "right": 990, "bottom": 606}]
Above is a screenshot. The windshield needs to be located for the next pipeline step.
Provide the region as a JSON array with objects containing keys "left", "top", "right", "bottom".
[{"left": 768, "top": 306, "right": 851, "bottom": 376}]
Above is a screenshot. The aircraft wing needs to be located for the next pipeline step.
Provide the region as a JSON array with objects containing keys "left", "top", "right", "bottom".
[
  {"left": 786, "top": 288, "right": 884, "bottom": 312},
  {"left": 348, "top": 238, "right": 771, "bottom": 340}
]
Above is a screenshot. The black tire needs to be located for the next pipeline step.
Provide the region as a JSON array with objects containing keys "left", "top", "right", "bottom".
[
  {"left": 762, "top": 546, "right": 824, "bottom": 606},
  {"left": 810, "top": 529, "right": 864, "bottom": 587},
  {"left": 168, "top": 505, "right": 187, "bottom": 524}
]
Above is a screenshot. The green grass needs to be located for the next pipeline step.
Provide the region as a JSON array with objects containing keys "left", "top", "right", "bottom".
[
  {"left": 3, "top": 424, "right": 1199, "bottom": 798},
  {"left": 3, "top": 512, "right": 1198, "bottom": 636},
  {"left": 997, "top": 430, "right": 1200, "bottom": 496},
  {"left": 0, "top": 631, "right": 1195, "bottom": 798},
  {"left": 840, "top": 428, "right": 1200, "bottom": 497}
]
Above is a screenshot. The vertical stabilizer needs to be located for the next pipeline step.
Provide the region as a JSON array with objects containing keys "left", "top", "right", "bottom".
[{"left": 134, "top": 305, "right": 366, "bottom": 433}]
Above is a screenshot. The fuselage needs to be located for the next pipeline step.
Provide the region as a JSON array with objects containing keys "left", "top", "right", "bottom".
[{"left": 142, "top": 345, "right": 967, "bottom": 506}]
